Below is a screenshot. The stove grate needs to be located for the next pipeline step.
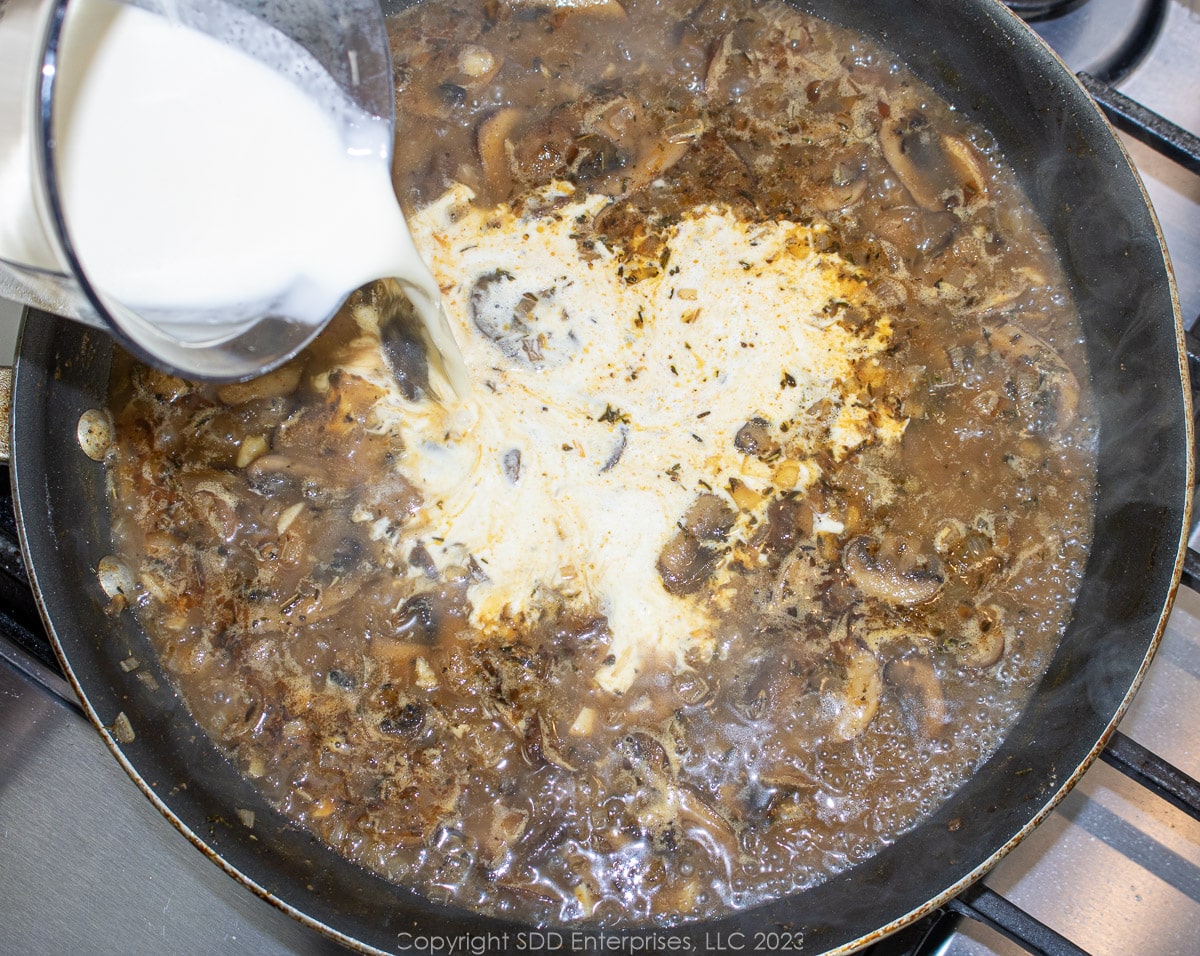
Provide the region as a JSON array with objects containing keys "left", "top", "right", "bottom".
[
  {"left": 1080, "top": 74, "right": 1200, "bottom": 175},
  {"left": 866, "top": 882, "right": 1093, "bottom": 955},
  {"left": 1100, "top": 730, "right": 1200, "bottom": 825},
  {"left": 0, "top": 469, "right": 58, "bottom": 674},
  {"left": 1003, "top": 1, "right": 1096, "bottom": 22}
]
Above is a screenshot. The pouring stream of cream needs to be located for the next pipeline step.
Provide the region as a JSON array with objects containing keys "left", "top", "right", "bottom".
[{"left": 17, "top": 0, "right": 467, "bottom": 386}]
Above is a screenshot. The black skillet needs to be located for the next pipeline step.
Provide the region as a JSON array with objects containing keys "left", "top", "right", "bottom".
[{"left": 8, "top": 0, "right": 1193, "bottom": 952}]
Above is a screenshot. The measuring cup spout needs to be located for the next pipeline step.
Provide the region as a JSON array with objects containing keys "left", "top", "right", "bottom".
[{"left": 0, "top": 0, "right": 411, "bottom": 382}]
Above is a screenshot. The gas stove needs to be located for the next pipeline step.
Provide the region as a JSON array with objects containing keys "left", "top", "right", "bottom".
[{"left": 2, "top": 2, "right": 1199, "bottom": 954}]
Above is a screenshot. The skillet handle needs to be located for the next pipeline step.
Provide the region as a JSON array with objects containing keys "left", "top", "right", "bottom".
[{"left": 0, "top": 365, "right": 11, "bottom": 465}]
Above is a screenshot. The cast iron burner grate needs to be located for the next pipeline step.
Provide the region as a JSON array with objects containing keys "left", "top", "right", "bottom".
[
  {"left": 1003, "top": 0, "right": 1095, "bottom": 22},
  {"left": 3, "top": 67, "right": 1200, "bottom": 956},
  {"left": 1013, "top": 0, "right": 1169, "bottom": 85},
  {"left": 0, "top": 473, "right": 54, "bottom": 674}
]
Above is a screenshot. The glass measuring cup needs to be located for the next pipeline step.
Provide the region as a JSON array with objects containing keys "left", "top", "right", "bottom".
[{"left": 0, "top": 0, "right": 397, "bottom": 381}]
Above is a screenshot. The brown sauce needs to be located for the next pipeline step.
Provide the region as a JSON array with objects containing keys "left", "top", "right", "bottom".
[{"left": 103, "top": 0, "right": 1096, "bottom": 927}]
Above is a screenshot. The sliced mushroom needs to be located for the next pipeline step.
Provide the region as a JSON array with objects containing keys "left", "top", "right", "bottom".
[
  {"left": 941, "top": 133, "right": 989, "bottom": 206},
  {"left": 751, "top": 496, "right": 810, "bottom": 564},
  {"left": 620, "top": 730, "right": 673, "bottom": 775},
  {"left": 884, "top": 652, "right": 948, "bottom": 740},
  {"left": 880, "top": 114, "right": 990, "bottom": 212},
  {"left": 590, "top": 96, "right": 643, "bottom": 153},
  {"left": 657, "top": 527, "right": 719, "bottom": 595},
  {"left": 574, "top": 133, "right": 626, "bottom": 184},
  {"left": 619, "top": 733, "right": 741, "bottom": 868},
  {"left": 473, "top": 803, "right": 528, "bottom": 869},
  {"left": 600, "top": 136, "right": 692, "bottom": 197},
  {"left": 215, "top": 360, "right": 303, "bottom": 406},
  {"left": 511, "top": 106, "right": 585, "bottom": 187},
  {"left": 757, "top": 762, "right": 820, "bottom": 793},
  {"left": 180, "top": 472, "right": 244, "bottom": 543},
  {"left": 245, "top": 454, "right": 318, "bottom": 497},
  {"left": 526, "top": 713, "right": 578, "bottom": 772},
  {"left": 394, "top": 593, "right": 440, "bottom": 643},
  {"left": 664, "top": 118, "right": 706, "bottom": 144},
  {"left": 375, "top": 284, "right": 434, "bottom": 401},
  {"left": 872, "top": 205, "right": 958, "bottom": 271},
  {"left": 681, "top": 493, "right": 736, "bottom": 541},
  {"left": 779, "top": 547, "right": 825, "bottom": 608},
  {"left": 703, "top": 31, "right": 737, "bottom": 97},
  {"left": 476, "top": 107, "right": 525, "bottom": 199},
  {"left": 669, "top": 781, "right": 740, "bottom": 867},
  {"left": 469, "top": 270, "right": 531, "bottom": 363},
  {"left": 842, "top": 535, "right": 945, "bottom": 606},
  {"left": 933, "top": 518, "right": 969, "bottom": 556},
  {"left": 827, "top": 641, "right": 882, "bottom": 742},
  {"left": 810, "top": 151, "right": 870, "bottom": 213},
  {"left": 599, "top": 426, "right": 628, "bottom": 473},
  {"left": 380, "top": 700, "right": 427, "bottom": 737},
  {"left": 986, "top": 323, "right": 1080, "bottom": 435},
  {"left": 501, "top": 0, "right": 627, "bottom": 17},
  {"left": 733, "top": 417, "right": 779, "bottom": 458},
  {"left": 130, "top": 365, "right": 195, "bottom": 404},
  {"left": 947, "top": 604, "right": 1006, "bottom": 668},
  {"left": 702, "top": 21, "right": 758, "bottom": 102}
]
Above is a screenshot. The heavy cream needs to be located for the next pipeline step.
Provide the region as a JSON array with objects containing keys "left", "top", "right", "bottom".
[
  {"left": 2, "top": 0, "right": 463, "bottom": 383},
  {"left": 342, "top": 183, "right": 905, "bottom": 695}
]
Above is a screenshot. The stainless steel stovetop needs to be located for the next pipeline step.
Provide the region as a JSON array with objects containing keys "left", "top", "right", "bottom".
[{"left": 2, "top": 2, "right": 1199, "bottom": 954}]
